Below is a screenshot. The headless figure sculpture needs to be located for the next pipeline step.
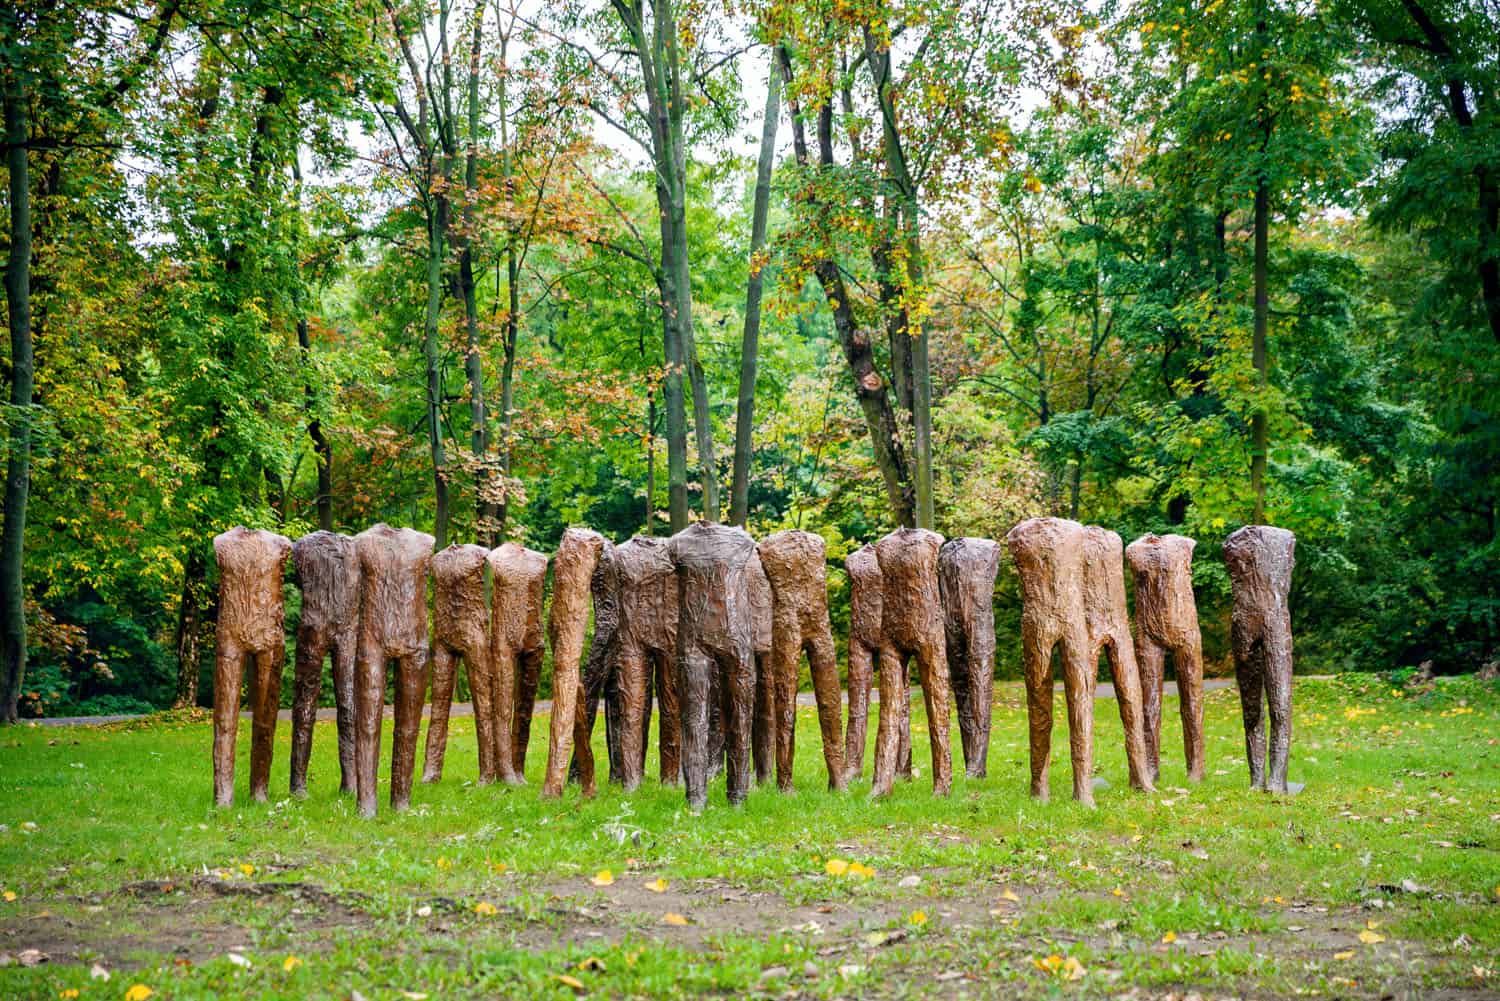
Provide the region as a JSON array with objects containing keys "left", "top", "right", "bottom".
[
  {"left": 759, "top": 530, "right": 847, "bottom": 792},
  {"left": 423, "top": 544, "right": 493, "bottom": 785},
  {"left": 290, "top": 530, "right": 360, "bottom": 798},
  {"left": 938, "top": 537, "right": 1001, "bottom": 780},
  {"left": 352, "top": 524, "right": 434, "bottom": 817},
  {"left": 613, "top": 535, "right": 680, "bottom": 790},
  {"left": 1081, "top": 526, "right": 1154, "bottom": 794},
  {"left": 669, "top": 522, "right": 760, "bottom": 811},
  {"left": 488, "top": 542, "right": 547, "bottom": 784},
  {"left": 571, "top": 539, "right": 620, "bottom": 796},
  {"left": 843, "top": 544, "right": 911, "bottom": 784},
  {"left": 871, "top": 528, "right": 954, "bottom": 799},
  {"left": 542, "top": 528, "right": 605, "bottom": 798},
  {"left": 719, "top": 553, "right": 770, "bottom": 782},
  {"left": 1125, "top": 533, "right": 1205, "bottom": 784},
  {"left": 211, "top": 526, "right": 293, "bottom": 807},
  {"left": 1224, "top": 525, "right": 1296, "bottom": 793}
]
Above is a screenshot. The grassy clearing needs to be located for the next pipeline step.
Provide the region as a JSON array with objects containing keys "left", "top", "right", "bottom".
[{"left": 1, "top": 673, "right": 1497, "bottom": 999}]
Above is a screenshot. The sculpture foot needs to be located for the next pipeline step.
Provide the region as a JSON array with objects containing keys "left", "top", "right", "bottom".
[
  {"left": 1186, "top": 770, "right": 1204, "bottom": 784},
  {"left": 251, "top": 789, "right": 268, "bottom": 804},
  {"left": 932, "top": 782, "right": 952, "bottom": 798},
  {"left": 965, "top": 765, "right": 987, "bottom": 780},
  {"left": 1029, "top": 785, "right": 1049, "bottom": 803},
  {"left": 290, "top": 785, "right": 308, "bottom": 800},
  {"left": 420, "top": 771, "right": 441, "bottom": 785},
  {"left": 391, "top": 796, "right": 411, "bottom": 812}
]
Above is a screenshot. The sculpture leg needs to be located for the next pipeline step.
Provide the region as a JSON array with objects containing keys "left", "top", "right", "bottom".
[
  {"left": 1264, "top": 626, "right": 1293, "bottom": 794},
  {"left": 752, "top": 646, "right": 775, "bottom": 786},
  {"left": 705, "top": 665, "right": 725, "bottom": 781},
  {"left": 248, "top": 639, "right": 284, "bottom": 804},
  {"left": 771, "top": 631, "right": 799, "bottom": 792},
  {"left": 353, "top": 637, "right": 386, "bottom": 818},
  {"left": 844, "top": 639, "right": 873, "bottom": 783},
  {"left": 1235, "top": 626, "right": 1268, "bottom": 791},
  {"left": 490, "top": 645, "right": 522, "bottom": 785},
  {"left": 948, "top": 636, "right": 975, "bottom": 776},
  {"left": 723, "top": 650, "right": 755, "bottom": 807},
  {"left": 1021, "top": 623, "right": 1054, "bottom": 803},
  {"left": 654, "top": 650, "right": 681, "bottom": 785},
  {"left": 1135, "top": 636, "right": 1166, "bottom": 786},
  {"left": 289, "top": 625, "right": 325, "bottom": 798},
  {"left": 871, "top": 648, "right": 908, "bottom": 799},
  {"left": 389, "top": 648, "right": 428, "bottom": 811},
  {"left": 467, "top": 645, "right": 498, "bottom": 785},
  {"left": 616, "top": 647, "right": 648, "bottom": 792},
  {"left": 806, "top": 628, "right": 847, "bottom": 791},
  {"left": 1107, "top": 634, "right": 1155, "bottom": 794},
  {"left": 571, "top": 678, "right": 598, "bottom": 797},
  {"left": 896, "top": 658, "right": 913, "bottom": 781},
  {"left": 331, "top": 634, "right": 357, "bottom": 795},
  {"left": 211, "top": 637, "right": 246, "bottom": 808},
  {"left": 638, "top": 662, "right": 654, "bottom": 774},
  {"left": 603, "top": 662, "right": 625, "bottom": 785},
  {"left": 1175, "top": 637, "right": 1206, "bottom": 783},
  {"left": 677, "top": 646, "right": 713, "bottom": 812},
  {"left": 1060, "top": 630, "right": 1097, "bottom": 808},
  {"left": 542, "top": 646, "right": 582, "bottom": 799},
  {"left": 915, "top": 641, "right": 953, "bottom": 798},
  {"left": 511, "top": 645, "right": 543, "bottom": 777},
  {"left": 422, "top": 644, "right": 458, "bottom": 784}
]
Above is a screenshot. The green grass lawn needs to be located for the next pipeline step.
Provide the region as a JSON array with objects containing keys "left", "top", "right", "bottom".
[{"left": 1, "top": 673, "right": 1497, "bottom": 999}]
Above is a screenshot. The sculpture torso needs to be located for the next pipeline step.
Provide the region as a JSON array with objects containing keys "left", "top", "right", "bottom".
[
  {"left": 615, "top": 535, "right": 678, "bottom": 655},
  {"left": 1004, "top": 517, "right": 1087, "bottom": 636},
  {"left": 1125, "top": 533, "right": 1200, "bottom": 646},
  {"left": 432, "top": 543, "right": 491, "bottom": 650},
  {"left": 487, "top": 542, "right": 548, "bottom": 651},
  {"left": 845, "top": 543, "right": 884, "bottom": 648},
  {"left": 215, "top": 526, "right": 293, "bottom": 650},
  {"left": 355, "top": 524, "right": 436, "bottom": 655},
  {"left": 1224, "top": 525, "right": 1295, "bottom": 637},
  {"left": 292, "top": 531, "right": 360, "bottom": 631},
  {"left": 759, "top": 530, "right": 830, "bottom": 633},
  {"left": 668, "top": 522, "right": 759, "bottom": 659},
  {"left": 874, "top": 527, "right": 945, "bottom": 652}
]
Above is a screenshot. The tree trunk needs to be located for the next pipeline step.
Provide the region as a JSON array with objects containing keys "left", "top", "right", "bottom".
[
  {"left": 1, "top": 84, "right": 32, "bottom": 724},
  {"left": 497, "top": 244, "right": 519, "bottom": 538},
  {"left": 425, "top": 195, "right": 451, "bottom": 549},
  {"left": 171, "top": 549, "right": 207, "bottom": 708},
  {"left": 729, "top": 57, "right": 781, "bottom": 527},
  {"left": 1251, "top": 170, "right": 1269, "bottom": 524}
]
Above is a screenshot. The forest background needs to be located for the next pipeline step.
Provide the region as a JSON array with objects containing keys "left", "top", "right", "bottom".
[{"left": 0, "top": 0, "right": 1495, "bottom": 720}]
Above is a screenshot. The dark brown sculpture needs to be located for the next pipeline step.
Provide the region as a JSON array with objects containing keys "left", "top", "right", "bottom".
[
  {"left": 757, "top": 530, "right": 847, "bottom": 791},
  {"left": 937, "top": 537, "right": 1001, "bottom": 779},
  {"left": 352, "top": 524, "right": 434, "bottom": 817},
  {"left": 488, "top": 542, "right": 548, "bottom": 784},
  {"left": 211, "top": 526, "right": 293, "bottom": 807},
  {"left": 668, "top": 522, "right": 760, "bottom": 811},
  {"left": 570, "top": 539, "right": 620, "bottom": 796},
  {"left": 542, "top": 528, "right": 605, "bottom": 798},
  {"left": 289, "top": 530, "right": 360, "bottom": 799},
  {"left": 871, "top": 528, "right": 953, "bottom": 799},
  {"left": 611, "top": 534, "right": 680, "bottom": 790},
  {"left": 422, "top": 543, "right": 493, "bottom": 785},
  {"left": 1081, "top": 526, "right": 1154, "bottom": 794},
  {"left": 1224, "top": 525, "right": 1296, "bottom": 793},
  {"left": 1125, "top": 533, "right": 1205, "bottom": 784}
]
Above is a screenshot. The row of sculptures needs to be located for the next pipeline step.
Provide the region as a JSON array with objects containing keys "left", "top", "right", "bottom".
[{"left": 210, "top": 518, "right": 1296, "bottom": 817}]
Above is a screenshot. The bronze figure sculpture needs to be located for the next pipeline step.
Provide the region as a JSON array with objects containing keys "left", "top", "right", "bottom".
[
  {"left": 570, "top": 539, "right": 620, "bottom": 796},
  {"left": 487, "top": 542, "right": 547, "bottom": 784},
  {"left": 289, "top": 530, "right": 360, "bottom": 799},
  {"left": 937, "top": 537, "right": 1001, "bottom": 780},
  {"left": 1125, "top": 533, "right": 1205, "bottom": 784},
  {"left": 542, "top": 528, "right": 606, "bottom": 798},
  {"left": 1081, "top": 526, "right": 1155, "bottom": 794},
  {"left": 613, "top": 535, "right": 680, "bottom": 790},
  {"left": 423, "top": 543, "right": 493, "bottom": 785},
  {"left": 1224, "top": 525, "right": 1296, "bottom": 793},
  {"left": 212, "top": 526, "right": 293, "bottom": 807},
  {"left": 352, "top": 523, "right": 435, "bottom": 817}
]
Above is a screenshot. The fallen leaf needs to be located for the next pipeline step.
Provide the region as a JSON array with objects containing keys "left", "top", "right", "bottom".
[
  {"left": 999, "top": 888, "right": 1020, "bottom": 903},
  {"left": 1111, "top": 887, "right": 1124, "bottom": 898},
  {"left": 1358, "top": 929, "right": 1385, "bottom": 945},
  {"left": 1366, "top": 919, "right": 1382, "bottom": 930},
  {"left": 1061, "top": 957, "right": 1086, "bottom": 981},
  {"left": 238, "top": 863, "right": 255, "bottom": 877},
  {"left": 825, "top": 858, "right": 850, "bottom": 876},
  {"left": 837, "top": 964, "right": 864, "bottom": 978},
  {"left": 1334, "top": 950, "right": 1355, "bottom": 961},
  {"left": 590, "top": 870, "right": 614, "bottom": 887},
  {"left": 552, "top": 973, "right": 586, "bottom": 993},
  {"left": 58, "top": 991, "right": 80, "bottom": 1000},
  {"left": 283, "top": 956, "right": 302, "bottom": 972},
  {"left": 2, "top": 891, "right": 15, "bottom": 902},
  {"left": 227, "top": 952, "right": 251, "bottom": 969},
  {"left": 1161, "top": 931, "right": 1177, "bottom": 944},
  {"left": 416, "top": 905, "right": 433, "bottom": 918},
  {"left": 400, "top": 992, "right": 428, "bottom": 1000},
  {"left": 578, "top": 956, "right": 606, "bottom": 972},
  {"left": 848, "top": 862, "right": 876, "bottom": 878},
  {"left": 473, "top": 901, "right": 498, "bottom": 916},
  {"left": 661, "top": 912, "right": 690, "bottom": 926},
  {"left": 18, "top": 949, "right": 47, "bottom": 967},
  {"left": 124, "top": 986, "right": 154, "bottom": 1001},
  {"left": 908, "top": 910, "right": 928, "bottom": 927},
  {"left": 643, "top": 878, "right": 668, "bottom": 893},
  {"left": 90, "top": 962, "right": 110, "bottom": 981},
  {"left": 898, "top": 875, "right": 922, "bottom": 888}
]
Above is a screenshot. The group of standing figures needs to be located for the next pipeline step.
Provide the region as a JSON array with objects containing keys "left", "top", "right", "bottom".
[{"left": 210, "top": 518, "right": 1297, "bottom": 818}]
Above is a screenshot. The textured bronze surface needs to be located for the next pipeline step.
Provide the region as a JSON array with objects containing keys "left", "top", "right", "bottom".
[
  {"left": 612, "top": 535, "right": 680, "bottom": 791},
  {"left": 571, "top": 539, "right": 620, "bottom": 796},
  {"left": 759, "top": 530, "right": 846, "bottom": 791},
  {"left": 542, "top": 528, "right": 605, "bottom": 798},
  {"left": 1004, "top": 517, "right": 1097, "bottom": 806},
  {"left": 938, "top": 537, "right": 1001, "bottom": 779},
  {"left": 1082, "top": 526, "right": 1154, "bottom": 794},
  {"left": 352, "top": 524, "right": 434, "bottom": 817},
  {"left": 211, "top": 526, "right": 293, "bottom": 807},
  {"left": 843, "top": 544, "right": 880, "bottom": 782},
  {"left": 722, "top": 552, "right": 770, "bottom": 783},
  {"left": 423, "top": 543, "right": 493, "bottom": 785},
  {"left": 289, "top": 530, "right": 360, "bottom": 798},
  {"left": 669, "top": 522, "right": 760, "bottom": 811},
  {"left": 488, "top": 542, "right": 548, "bottom": 784},
  {"left": 1224, "top": 525, "right": 1296, "bottom": 793},
  {"left": 871, "top": 528, "right": 953, "bottom": 799},
  {"left": 1126, "top": 533, "right": 1205, "bottom": 784}
]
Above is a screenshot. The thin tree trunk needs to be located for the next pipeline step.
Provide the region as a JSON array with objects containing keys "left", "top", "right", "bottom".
[
  {"left": 425, "top": 195, "right": 451, "bottom": 549},
  {"left": 729, "top": 56, "right": 781, "bottom": 527},
  {"left": 497, "top": 244, "right": 519, "bottom": 537},
  {"left": 171, "top": 550, "right": 207, "bottom": 708},
  {"left": 646, "top": 391, "right": 657, "bottom": 536},
  {"left": 1, "top": 84, "right": 32, "bottom": 723},
  {"left": 462, "top": 10, "right": 492, "bottom": 543},
  {"left": 1251, "top": 175, "right": 1269, "bottom": 524}
]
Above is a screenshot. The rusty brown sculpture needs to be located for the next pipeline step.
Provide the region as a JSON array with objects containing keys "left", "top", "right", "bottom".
[
  {"left": 352, "top": 524, "right": 434, "bottom": 817},
  {"left": 757, "top": 530, "right": 847, "bottom": 792},
  {"left": 938, "top": 537, "right": 1001, "bottom": 780},
  {"left": 422, "top": 543, "right": 493, "bottom": 785},
  {"left": 488, "top": 542, "right": 547, "bottom": 784},
  {"left": 542, "top": 528, "right": 605, "bottom": 798},
  {"left": 211, "top": 526, "right": 293, "bottom": 807},
  {"left": 749, "top": 552, "right": 775, "bottom": 785},
  {"left": 669, "top": 522, "right": 760, "bottom": 811},
  {"left": 1224, "top": 525, "right": 1296, "bottom": 793},
  {"left": 289, "top": 531, "right": 360, "bottom": 799},
  {"left": 1082, "top": 526, "right": 1155, "bottom": 794},
  {"left": 611, "top": 535, "right": 681, "bottom": 790},
  {"left": 871, "top": 528, "right": 953, "bottom": 799},
  {"left": 1125, "top": 533, "right": 1205, "bottom": 784},
  {"left": 570, "top": 539, "right": 620, "bottom": 796}
]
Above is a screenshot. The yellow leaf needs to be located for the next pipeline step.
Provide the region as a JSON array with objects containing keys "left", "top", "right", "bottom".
[
  {"left": 661, "top": 912, "right": 690, "bottom": 926},
  {"left": 825, "top": 858, "right": 850, "bottom": 876},
  {"left": 490, "top": 862, "right": 508, "bottom": 875},
  {"left": 1000, "top": 888, "right": 1020, "bottom": 903},
  {"left": 436, "top": 857, "right": 453, "bottom": 870},
  {"left": 908, "top": 910, "right": 928, "bottom": 926},
  {"left": 473, "top": 901, "right": 498, "bottom": 916},
  {"left": 124, "top": 987, "right": 154, "bottom": 1001},
  {"left": 590, "top": 870, "right": 614, "bottom": 887},
  {"left": 1161, "top": 931, "right": 1177, "bottom": 944},
  {"left": 848, "top": 862, "right": 876, "bottom": 878},
  {"left": 577, "top": 956, "right": 606, "bottom": 972},
  {"left": 552, "top": 973, "right": 585, "bottom": 992},
  {"left": 282, "top": 956, "right": 302, "bottom": 972},
  {"left": 1131, "top": 834, "right": 1143, "bottom": 843},
  {"left": 1358, "top": 929, "right": 1385, "bottom": 945},
  {"left": 1111, "top": 887, "right": 1124, "bottom": 898},
  {"left": 1365, "top": 920, "right": 1382, "bottom": 930},
  {"left": 1061, "top": 956, "right": 1086, "bottom": 981},
  {"left": 2, "top": 890, "right": 15, "bottom": 902},
  {"left": 59, "top": 992, "right": 80, "bottom": 1000},
  {"left": 238, "top": 863, "right": 255, "bottom": 877},
  {"left": 644, "top": 878, "right": 668, "bottom": 893},
  {"left": 1334, "top": 950, "right": 1355, "bottom": 961}
]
